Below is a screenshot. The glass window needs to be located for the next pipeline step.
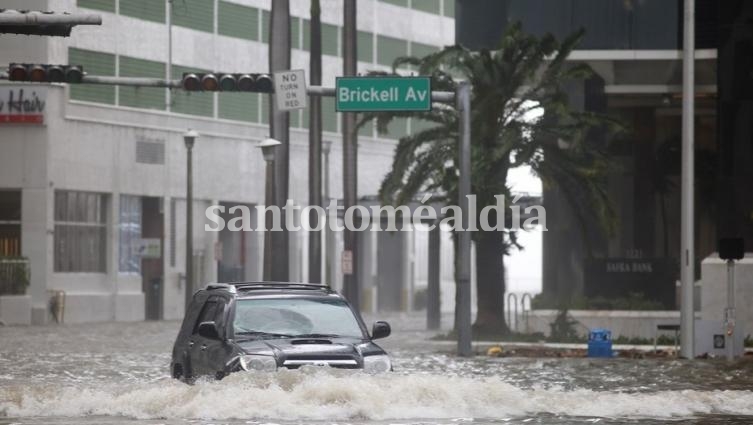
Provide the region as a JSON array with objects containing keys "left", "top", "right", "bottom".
[
  {"left": 378, "top": 117, "right": 409, "bottom": 139},
  {"left": 119, "top": 195, "right": 142, "bottom": 274},
  {"left": 377, "top": 35, "right": 408, "bottom": 66},
  {"left": 0, "top": 191, "right": 21, "bottom": 257},
  {"left": 219, "top": 92, "right": 260, "bottom": 122},
  {"left": 412, "top": 0, "right": 441, "bottom": 14},
  {"left": 261, "top": 10, "right": 270, "bottom": 43},
  {"left": 233, "top": 297, "right": 364, "bottom": 338},
  {"left": 357, "top": 31, "right": 374, "bottom": 63},
  {"left": 322, "top": 97, "right": 338, "bottom": 133},
  {"left": 193, "top": 297, "right": 225, "bottom": 333},
  {"left": 119, "top": 56, "right": 166, "bottom": 110},
  {"left": 54, "top": 191, "right": 107, "bottom": 273},
  {"left": 171, "top": 0, "right": 214, "bottom": 33},
  {"left": 322, "top": 23, "right": 339, "bottom": 56},
  {"left": 171, "top": 65, "right": 214, "bottom": 117},
  {"left": 120, "top": 0, "right": 166, "bottom": 23},
  {"left": 68, "top": 48, "right": 116, "bottom": 104},
  {"left": 77, "top": 0, "right": 115, "bottom": 13},
  {"left": 381, "top": 0, "right": 408, "bottom": 7},
  {"left": 218, "top": 1, "right": 259, "bottom": 41},
  {"left": 443, "top": 0, "right": 455, "bottom": 18},
  {"left": 411, "top": 42, "right": 440, "bottom": 59}
]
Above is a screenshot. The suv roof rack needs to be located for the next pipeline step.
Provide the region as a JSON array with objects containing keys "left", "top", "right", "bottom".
[{"left": 205, "top": 281, "right": 332, "bottom": 293}]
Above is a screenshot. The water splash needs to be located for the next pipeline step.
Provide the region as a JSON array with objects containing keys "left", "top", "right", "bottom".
[{"left": 2, "top": 368, "right": 753, "bottom": 421}]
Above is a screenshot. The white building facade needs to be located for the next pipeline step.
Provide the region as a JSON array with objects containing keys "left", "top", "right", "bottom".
[{"left": 0, "top": 0, "right": 458, "bottom": 324}]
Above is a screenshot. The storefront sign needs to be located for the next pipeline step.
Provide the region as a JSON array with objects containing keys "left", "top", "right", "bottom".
[{"left": 0, "top": 86, "right": 46, "bottom": 125}]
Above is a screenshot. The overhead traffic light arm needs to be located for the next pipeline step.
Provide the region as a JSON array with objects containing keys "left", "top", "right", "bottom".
[{"left": 0, "top": 9, "right": 102, "bottom": 36}]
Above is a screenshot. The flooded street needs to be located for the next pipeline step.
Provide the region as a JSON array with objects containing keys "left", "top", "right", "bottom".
[{"left": 1, "top": 314, "right": 753, "bottom": 424}]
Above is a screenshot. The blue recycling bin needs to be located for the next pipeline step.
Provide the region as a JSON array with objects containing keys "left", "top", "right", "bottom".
[{"left": 587, "top": 328, "right": 613, "bottom": 358}]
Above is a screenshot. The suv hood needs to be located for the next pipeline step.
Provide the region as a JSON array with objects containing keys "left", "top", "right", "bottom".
[{"left": 236, "top": 337, "right": 386, "bottom": 368}]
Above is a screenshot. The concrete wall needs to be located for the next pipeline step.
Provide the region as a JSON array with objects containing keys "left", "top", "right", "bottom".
[
  {"left": 524, "top": 309, "right": 689, "bottom": 340},
  {"left": 0, "top": 295, "right": 32, "bottom": 325}
]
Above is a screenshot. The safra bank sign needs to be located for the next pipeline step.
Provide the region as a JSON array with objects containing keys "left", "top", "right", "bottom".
[
  {"left": 336, "top": 76, "right": 431, "bottom": 112},
  {"left": 0, "top": 86, "right": 46, "bottom": 125}
]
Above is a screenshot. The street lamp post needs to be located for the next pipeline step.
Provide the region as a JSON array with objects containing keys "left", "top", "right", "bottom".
[
  {"left": 183, "top": 129, "right": 198, "bottom": 312},
  {"left": 258, "top": 138, "right": 282, "bottom": 280},
  {"left": 322, "top": 140, "right": 332, "bottom": 286}
]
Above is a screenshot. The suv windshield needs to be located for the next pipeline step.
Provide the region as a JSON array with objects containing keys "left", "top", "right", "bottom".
[{"left": 233, "top": 297, "right": 364, "bottom": 339}]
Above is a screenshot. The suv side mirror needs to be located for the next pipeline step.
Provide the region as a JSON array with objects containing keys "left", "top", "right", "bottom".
[
  {"left": 371, "top": 321, "right": 391, "bottom": 339},
  {"left": 197, "top": 321, "right": 220, "bottom": 339}
]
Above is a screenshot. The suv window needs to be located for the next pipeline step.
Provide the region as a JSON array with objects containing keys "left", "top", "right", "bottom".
[{"left": 192, "top": 296, "right": 223, "bottom": 334}]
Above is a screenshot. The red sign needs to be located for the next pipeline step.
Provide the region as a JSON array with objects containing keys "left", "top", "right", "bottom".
[{"left": 0, "top": 87, "right": 46, "bottom": 125}]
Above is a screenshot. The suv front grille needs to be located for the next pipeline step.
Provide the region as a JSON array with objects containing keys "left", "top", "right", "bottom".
[{"left": 282, "top": 355, "right": 359, "bottom": 369}]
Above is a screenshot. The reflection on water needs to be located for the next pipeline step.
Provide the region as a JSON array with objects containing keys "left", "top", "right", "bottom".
[{"left": 1, "top": 317, "right": 753, "bottom": 424}]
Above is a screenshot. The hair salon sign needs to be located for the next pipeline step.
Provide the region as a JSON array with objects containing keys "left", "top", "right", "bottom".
[{"left": 0, "top": 86, "right": 46, "bottom": 125}]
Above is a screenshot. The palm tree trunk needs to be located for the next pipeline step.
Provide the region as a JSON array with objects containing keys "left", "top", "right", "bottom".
[{"left": 473, "top": 229, "right": 509, "bottom": 335}]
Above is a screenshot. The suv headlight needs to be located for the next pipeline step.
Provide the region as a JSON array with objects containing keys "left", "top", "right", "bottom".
[
  {"left": 363, "top": 354, "right": 391, "bottom": 373},
  {"left": 240, "top": 354, "right": 277, "bottom": 372}
]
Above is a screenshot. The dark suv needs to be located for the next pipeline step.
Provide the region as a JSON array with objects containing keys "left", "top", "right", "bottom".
[{"left": 171, "top": 282, "right": 392, "bottom": 381}]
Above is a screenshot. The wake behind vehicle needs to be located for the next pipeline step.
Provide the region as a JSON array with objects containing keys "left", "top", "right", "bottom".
[{"left": 170, "top": 281, "right": 392, "bottom": 381}]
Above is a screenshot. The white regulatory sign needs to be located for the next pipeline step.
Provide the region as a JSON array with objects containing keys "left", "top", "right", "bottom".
[
  {"left": 342, "top": 250, "right": 353, "bottom": 275},
  {"left": 273, "top": 69, "right": 307, "bottom": 111}
]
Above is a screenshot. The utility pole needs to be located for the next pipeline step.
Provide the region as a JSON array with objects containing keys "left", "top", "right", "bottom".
[
  {"left": 342, "top": 0, "right": 359, "bottom": 307},
  {"left": 680, "top": 0, "right": 695, "bottom": 359},
  {"left": 269, "top": 0, "right": 291, "bottom": 281},
  {"left": 308, "top": 0, "right": 323, "bottom": 283}
]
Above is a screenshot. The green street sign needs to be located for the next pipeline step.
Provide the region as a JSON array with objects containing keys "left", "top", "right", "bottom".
[{"left": 336, "top": 76, "right": 431, "bottom": 112}]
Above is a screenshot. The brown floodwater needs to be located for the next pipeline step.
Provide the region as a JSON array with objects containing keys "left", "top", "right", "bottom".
[{"left": 1, "top": 313, "right": 753, "bottom": 424}]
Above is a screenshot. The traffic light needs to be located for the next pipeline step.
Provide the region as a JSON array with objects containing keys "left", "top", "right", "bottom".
[
  {"left": 8, "top": 63, "right": 83, "bottom": 83},
  {"left": 181, "top": 73, "right": 274, "bottom": 93}
]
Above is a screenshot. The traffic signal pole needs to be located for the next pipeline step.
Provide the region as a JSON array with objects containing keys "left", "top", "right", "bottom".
[{"left": 342, "top": 0, "right": 359, "bottom": 307}]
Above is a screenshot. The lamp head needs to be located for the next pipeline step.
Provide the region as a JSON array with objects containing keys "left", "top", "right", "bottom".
[
  {"left": 258, "top": 138, "right": 282, "bottom": 162},
  {"left": 184, "top": 129, "right": 199, "bottom": 149}
]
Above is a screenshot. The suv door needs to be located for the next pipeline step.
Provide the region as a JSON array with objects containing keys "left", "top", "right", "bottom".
[
  {"left": 189, "top": 296, "right": 222, "bottom": 376},
  {"left": 205, "top": 297, "right": 234, "bottom": 378}
]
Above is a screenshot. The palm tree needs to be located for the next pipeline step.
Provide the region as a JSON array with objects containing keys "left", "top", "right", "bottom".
[{"left": 361, "top": 23, "right": 620, "bottom": 335}]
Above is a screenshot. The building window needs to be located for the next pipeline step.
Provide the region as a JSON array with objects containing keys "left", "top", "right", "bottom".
[
  {"left": 357, "top": 31, "right": 374, "bottom": 63},
  {"left": 171, "top": 65, "right": 214, "bottom": 117},
  {"left": 120, "top": 0, "right": 166, "bottom": 23},
  {"left": 119, "top": 56, "right": 166, "bottom": 110},
  {"left": 412, "top": 0, "right": 441, "bottom": 14},
  {"left": 119, "top": 195, "right": 142, "bottom": 274},
  {"left": 377, "top": 35, "right": 408, "bottom": 67},
  {"left": 171, "top": 0, "right": 214, "bottom": 33},
  {"left": 54, "top": 191, "right": 107, "bottom": 273},
  {"left": 77, "top": 0, "right": 116, "bottom": 13},
  {"left": 68, "top": 48, "right": 116, "bottom": 105},
  {"left": 218, "top": 1, "right": 259, "bottom": 41},
  {"left": 0, "top": 191, "right": 21, "bottom": 257}
]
